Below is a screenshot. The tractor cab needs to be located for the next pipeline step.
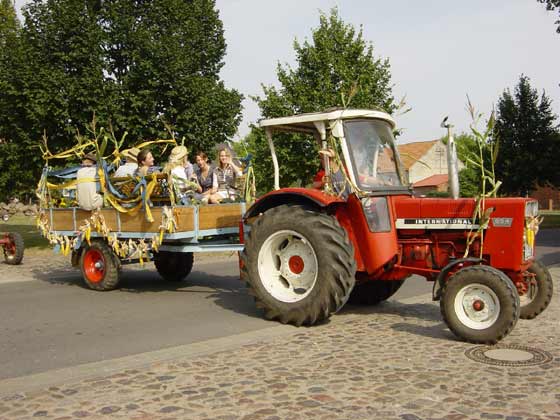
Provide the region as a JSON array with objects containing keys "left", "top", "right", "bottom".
[{"left": 259, "top": 108, "right": 409, "bottom": 196}]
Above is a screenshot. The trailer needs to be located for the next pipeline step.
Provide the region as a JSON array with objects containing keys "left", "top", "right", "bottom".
[{"left": 41, "top": 203, "right": 246, "bottom": 290}]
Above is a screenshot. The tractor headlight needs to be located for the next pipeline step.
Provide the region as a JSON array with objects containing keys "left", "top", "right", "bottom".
[
  {"left": 361, "top": 197, "right": 391, "bottom": 232},
  {"left": 525, "top": 201, "right": 538, "bottom": 217},
  {"left": 523, "top": 201, "right": 539, "bottom": 261}
]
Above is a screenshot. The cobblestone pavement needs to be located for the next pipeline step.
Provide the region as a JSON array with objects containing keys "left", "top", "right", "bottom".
[{"left": 0, "top": 268, "right": 558, "bottom": 420}]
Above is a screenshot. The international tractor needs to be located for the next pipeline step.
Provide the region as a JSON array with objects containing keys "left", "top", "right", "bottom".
[{"left": 239, "top": 108, "right": 553, "bottom": 344}]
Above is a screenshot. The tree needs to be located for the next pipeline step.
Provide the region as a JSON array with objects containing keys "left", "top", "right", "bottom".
[
  {"left": 100, "top": 0, "right": 243, "bottom": 151},
  {"left": 247, "top": 8, "right": 397, "bottom": 192},
  {"left": 0, "top": 0, "right": 33, "bottom": 201},
  {"left": 0, "top": 0, "right": 243, "bottom": 200},
  {"left": 538, "top": 0, "right": 560, "bottom": 33},
  {"left": 495, "top": 75, "right": 560, "bottom": 195}
]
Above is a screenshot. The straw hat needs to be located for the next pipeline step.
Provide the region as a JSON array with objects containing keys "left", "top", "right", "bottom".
[
  {"left": 121, "top": 147, "right": 140, "bottom": 161},
  {"left": 169, "top": 145, "right": 188, "bottom": 162},
  {"left": 83, "top": 152, "right": 97, "bottom": 163}
]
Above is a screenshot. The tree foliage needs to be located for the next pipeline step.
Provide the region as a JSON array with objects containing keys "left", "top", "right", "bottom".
[
  {"left": 495, "top": 75, "right": 560, "bottom": 195},
  {"left": 245, "top": 8, "right": 396, "bottom": 193},
  {"left": 538, "top": 0, "right": 560, "bottom": 33},
  {"left": 0, "top": 0, "right": 242, "bottom": 201}
]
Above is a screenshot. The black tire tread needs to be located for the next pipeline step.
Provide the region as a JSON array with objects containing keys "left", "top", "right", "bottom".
[
  {"left": 240, "top": 204, "right": 356, "bottom": 326},
  {"left": 154, "top": 251, "right": 194, "bottom": 282},
  {"left": 440, "top": 265, "right": 520, "bottom": 344},
  {"left": 348, "top": 278, "right": 406, "bottom": 305},
  {"left": 520, "top": 260, "right": 553, "bottom": 319}
]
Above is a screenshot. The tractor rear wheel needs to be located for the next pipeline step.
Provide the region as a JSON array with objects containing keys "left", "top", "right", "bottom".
[
  {"left": 440, "top": 265, "right": 520, "bottom": 344},
  {"left": 519, "top": 260, "right": 553, "bottom": 319},
  {"left": 3, "top": 232, "right": 24, "bottom": 265},
  {"left": 154, "top": 251, "right": 194, "bottom": 282},
  {"left": 241, "top": 205, "right": 356, "bottom": 326},
  {"left": 80, "top": 240, "right": 120, "bottom": 291},
  {"left": 348, "top": 278, "right": 405, "bottom": 305}
]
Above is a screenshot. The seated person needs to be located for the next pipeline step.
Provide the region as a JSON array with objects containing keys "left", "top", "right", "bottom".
[
  {"left": 163, "top": 146, "right": 197, "bottom": 204},
  {"left": 209, "top": 147, "right": 242, "bottom": 204},
  {"left": 312, "top": 148, "right": 350, "bottom": 199},
  {"left": 76, "top": 153, "right": 103, "bottom": 210},
  {"left": 114, "top": 147, "right": 140, "bottom": 177},
  {"left": 135, "top": 148, "right": 159, "bottom": 177},
  {"left": 192, "top": 151, "right": 217, "bottom": 203}
]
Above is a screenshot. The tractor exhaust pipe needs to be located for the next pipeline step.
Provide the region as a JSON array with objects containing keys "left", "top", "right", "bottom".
[{"left": 441, "top": 117, "right": 460, "bottom": 199}]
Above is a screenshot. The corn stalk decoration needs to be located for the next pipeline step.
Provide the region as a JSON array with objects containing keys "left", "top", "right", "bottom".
[{"left": 463, "top": 98, "right": 502, "bottom": 258}]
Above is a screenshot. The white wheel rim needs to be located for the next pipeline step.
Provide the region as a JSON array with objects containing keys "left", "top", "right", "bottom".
[
  {"left": 454, "top": 283, "right": 500, "bottom": 330},
  {"left": 257, "top": 229, "right": 318, "bottom": 303}
]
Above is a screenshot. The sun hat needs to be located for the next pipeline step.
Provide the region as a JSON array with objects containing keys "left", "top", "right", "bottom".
[
  {"left": 121, "top": 147, "right": 140, "bottom": 161},
  {"left": 83, "top": 152, "right": 97, "bottom": 163},
  {"left": 169, "top": 145, "right": 188, "bottom": 163}
]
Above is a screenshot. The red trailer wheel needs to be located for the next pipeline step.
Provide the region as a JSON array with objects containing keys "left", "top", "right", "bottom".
[
  {"left": 3, "top": 232, "right": 24, "bottom": 265},
  {"left": 80, "top": 241, "right": 120, "bottom": 291}
]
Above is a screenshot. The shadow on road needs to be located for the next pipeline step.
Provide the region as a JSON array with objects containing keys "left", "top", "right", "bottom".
[
  {"left": 341, "top": 299, "right": 456, "bottom": 341},
  {"left": 30, "top": 263, "right": 264, "bottom": 319}
]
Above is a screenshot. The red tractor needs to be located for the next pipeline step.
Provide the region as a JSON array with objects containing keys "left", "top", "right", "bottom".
[
  {"left": 1, "top": 216, "right": 24, "bottom": 265},
  {"left": 240, "top": 109, "right": 552, "bottom": 344}
]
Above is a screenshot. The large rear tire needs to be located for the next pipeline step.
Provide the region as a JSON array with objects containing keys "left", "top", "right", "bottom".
[
  {"left": 80, "top": 240, "right": 120, "bottom": 291},
  {"left": 241, "top": 205, "right": 356, "bottom": 326},
  {"left": 348, "top": 278, "right": 406, "bottom": 305},
  {"left": 154, "top": 251, "right": 194, "bottom": 282},
  {"left": 440, "top": 265, "right": 520, "bottom": 344},
  {"left": 3, "top": 232, "right": 24, "bottom": 265},
  {"left": 519, "top": 260, "right": 553, "bottom": 319}
]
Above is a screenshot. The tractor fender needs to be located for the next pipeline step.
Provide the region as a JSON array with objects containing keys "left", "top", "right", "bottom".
[
  {"left": 433, "top": 257, "right": 485, "bottom": 301},
  {"left": 244, "top": 188, "right": 345, "bottom": 220}
]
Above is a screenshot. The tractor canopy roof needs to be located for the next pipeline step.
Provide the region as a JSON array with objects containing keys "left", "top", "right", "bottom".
[{"left": 259, "top": 108, "right": 396, "bottom": 135}]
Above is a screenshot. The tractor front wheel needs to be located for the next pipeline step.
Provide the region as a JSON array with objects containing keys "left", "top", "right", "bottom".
[
  {"left": 440, "top": 265, "right": 520, "bottom": 344},
  {"left": 348, "top": 278, "right": 406, "bottom": 305},
  {"left": 241, "top": 205, "right": 356, "bottom": 326},
  {"left": 154, "top": 251, "right": 194, "bottom": 282},
  {"left": 80, "top": 240, "right": 120, "bottom": 291},
  {"left": 3, "top": 232, "right": 24, "bottom": 265},
  {"left": 519, "top": 260, "right": 553, "bottom": 319}
]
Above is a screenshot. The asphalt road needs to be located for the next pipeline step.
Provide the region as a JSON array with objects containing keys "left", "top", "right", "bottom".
[{"left": 0, "top": 229, "right": 558, "bottom": 381}]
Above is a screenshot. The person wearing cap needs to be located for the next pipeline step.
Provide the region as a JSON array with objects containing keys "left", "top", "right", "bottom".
[
  {"left": 163, "top": 145, "right": 197, "bottom": 204},
  {"left": 76, "top": 152, "right": 103, "bottom": 211},
  {"left": 114, "top": 147, "right": 140, "bottom": 178}
]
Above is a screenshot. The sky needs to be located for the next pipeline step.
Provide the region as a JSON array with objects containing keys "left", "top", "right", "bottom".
[{"left": 15, "top": 0, "right": 560, "bottom": 144}]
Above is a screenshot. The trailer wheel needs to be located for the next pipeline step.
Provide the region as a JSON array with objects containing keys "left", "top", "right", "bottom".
[
  {"left": 241, "top": 205, "right": 356, "bottom": 326},
  {"left": 519, "top": 260, "right": 553, "bottom": 319},
  {"left": 348, "top": 279, "right": 406, "bottom": 305},
  {"left": 3, "top": 232, "right": 24, "bottom": 265},
  {"left": 154, "top": 251, "right": 194, "bottom": 282},
  {"left": 80, "top": 240, "right": 120, "bottom": 291},
  {"left": 440, "top": 265, "right": 520, "bottom": 344}
]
